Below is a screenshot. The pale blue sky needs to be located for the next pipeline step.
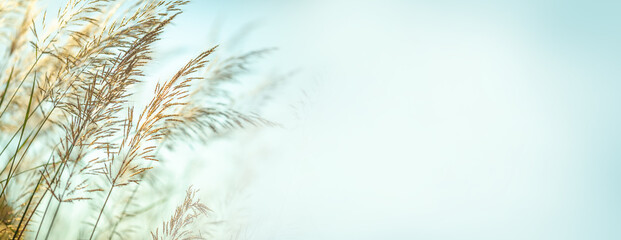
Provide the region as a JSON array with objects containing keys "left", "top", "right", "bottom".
[{"left": 163, "top": 0, "right": 621, "bottom": 239}]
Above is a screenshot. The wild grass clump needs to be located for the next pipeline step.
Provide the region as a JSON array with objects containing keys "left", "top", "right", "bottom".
[{"left": 0, "top": 0, "right": 274, "bottom": 239}]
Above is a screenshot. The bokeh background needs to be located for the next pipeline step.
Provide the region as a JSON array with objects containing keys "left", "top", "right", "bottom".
[{"left": 156, "top": 0, "right": 621, "bottom": 239}]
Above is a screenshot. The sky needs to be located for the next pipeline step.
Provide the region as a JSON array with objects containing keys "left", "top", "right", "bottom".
[{"left": 160, "top": 0, "right": 621, "bottom": 239}]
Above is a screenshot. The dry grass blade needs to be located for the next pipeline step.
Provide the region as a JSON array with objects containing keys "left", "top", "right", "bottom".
[{"left": 0, "top": 0, "right": 279, "bottom": 239}]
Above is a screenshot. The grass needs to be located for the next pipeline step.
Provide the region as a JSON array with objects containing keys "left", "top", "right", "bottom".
[{"left": 0, "top": 0, "right": 275, "bottom": 239}]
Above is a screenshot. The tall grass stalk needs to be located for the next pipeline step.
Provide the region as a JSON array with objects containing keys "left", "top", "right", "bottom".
[{"left": 0, "top": 0, "right": 274, "bottom": 239}]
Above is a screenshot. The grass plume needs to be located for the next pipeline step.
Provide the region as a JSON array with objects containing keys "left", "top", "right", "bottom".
[{"left": 0, "top": 0, "right": 275, "bottom": 239}]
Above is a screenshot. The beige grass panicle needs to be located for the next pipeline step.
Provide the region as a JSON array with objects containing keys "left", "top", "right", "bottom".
[{"left": 0, "top": 0, "right": 275, "bottom": 239}]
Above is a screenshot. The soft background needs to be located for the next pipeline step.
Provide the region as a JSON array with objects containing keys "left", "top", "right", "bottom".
[{"left": 157, "top": 0, "right": 621, "bottom": 239}]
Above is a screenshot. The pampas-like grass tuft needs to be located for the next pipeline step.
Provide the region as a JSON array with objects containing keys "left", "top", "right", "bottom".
[{"left": 0, "top": 0, "right": 274, "bottom": 239}]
